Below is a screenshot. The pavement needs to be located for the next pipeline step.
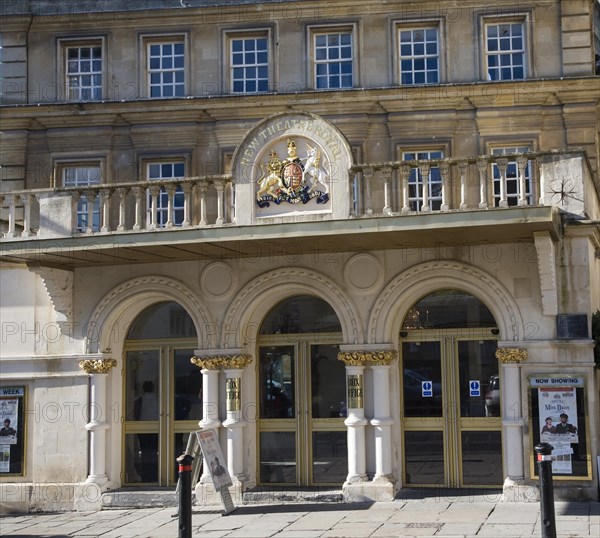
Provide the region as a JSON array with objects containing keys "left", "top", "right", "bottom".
[{"left": 0, "top": 493, "right": 599, "bottom": 538}]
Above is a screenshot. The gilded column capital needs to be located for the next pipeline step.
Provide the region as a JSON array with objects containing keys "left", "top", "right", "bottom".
[
  {"left": 338, "top": 350, "right": 398, "bottom": 366},
  {"left": 220, "top": 354, "right": 253, "bottom": 370},
  {"left": 190, "top": 356, "right": 223, "bottom": 370},
  {"left": 191, "top": 354, "right": 253, "bottom": 370},
  {"left": 496, "top": 347, "right": 528, "bottom": 364},
  {"left": 338, "top": 351, "right": 368, "bottom": 366},
  {"left": 79, "top": 358, "right": 117, "bottom": 374},
  {"left": 369, "top": 350, "right": 398, "bottom": 366}
]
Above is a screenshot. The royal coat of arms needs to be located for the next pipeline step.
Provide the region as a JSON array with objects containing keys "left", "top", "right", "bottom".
[{"left": 256, "top": 139, "right": 330, "bottom": 207}]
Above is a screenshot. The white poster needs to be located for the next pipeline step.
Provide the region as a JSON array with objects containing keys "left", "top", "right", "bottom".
[
  {"left": 0, "top": 398, "right": 18, "bottom": 445},
  {"left": 196, "top": 429, "right": 233, "bottom": 492}
]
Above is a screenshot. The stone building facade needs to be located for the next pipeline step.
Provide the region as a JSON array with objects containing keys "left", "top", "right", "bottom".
[{"left": 0, "top": 0, "right": 599, "bottom": 511}]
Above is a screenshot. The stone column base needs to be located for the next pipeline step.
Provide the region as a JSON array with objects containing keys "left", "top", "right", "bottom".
[
  {"left": 342, "top": 479, "right": 397, "bottom": 502},
  {"left": 194, "top": 480, "right": 243, "bottom": 507},
  {"left": 501, "top": 477, "right": 539, "bottom": 502}
]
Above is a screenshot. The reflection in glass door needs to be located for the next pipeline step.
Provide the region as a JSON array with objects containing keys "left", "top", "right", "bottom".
[
  {"left": 123, "top": 344, "right": 202, "bottom": 486},
  {"left": 257, "top": 341, "right": 347, "bottom": 486},
  {"left": 401, "top": 332, "right": 502, "bottom": 487}
]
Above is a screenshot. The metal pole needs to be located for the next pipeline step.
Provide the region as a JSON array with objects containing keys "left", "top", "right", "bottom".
[
  {"left": 177, "top": 453, "right": 194, "bottom": 538},
  {"left": 535, "top": 443, "right": 556, "bottom": 538}
]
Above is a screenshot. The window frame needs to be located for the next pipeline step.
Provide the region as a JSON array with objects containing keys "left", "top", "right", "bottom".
[
  {"left": 55, "top": 159, "right": 104, "bottom": 232},
  {"left": 308, "top": 24, "right": 357, "bottom": 91},
  {"left": 401, "top": 148, "right": 446, "bottom": 212},
  {"left": 488, "top": 144, "right": 536, "bottom": 207},
  {"left": 58, "top": 37, "right": 106, "bottom": 102},
  {"left": 142, "top": 157, "right": 188, "bottom": 228},
  {"left": 225, "top": 30, "right": 271, "bottom": 94},
  {"left": 479, "top": 14, "right": 531, "bottom": 81},
  {"left": 394, "top": 20, "right": 444, "bottom": 86},
  {"left": 140, "top": 33, "right": 189, "bottom": 99}
]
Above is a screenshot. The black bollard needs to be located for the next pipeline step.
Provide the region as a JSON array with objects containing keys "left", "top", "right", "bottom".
[
  {"left": 534, "top": 443, "right": 556, "bottom": 538},
  {"left": 177, "top": 453, "right": 194, "bottom": 538}
]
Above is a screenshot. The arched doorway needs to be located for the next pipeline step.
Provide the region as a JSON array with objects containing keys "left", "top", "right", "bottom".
[
  {"left": 257, "top": 295, "right": 347, "bottom": 486},
  {"left": 400, "top": 290, "right": 502, "bottom": 487},
  {"left": 122, "top": 301, "right": 201, "bottom": 486}
]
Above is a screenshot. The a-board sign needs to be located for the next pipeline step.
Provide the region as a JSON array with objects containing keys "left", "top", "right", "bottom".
[{"left": 195, "top": 429, "right": 233, "bottom": 492}]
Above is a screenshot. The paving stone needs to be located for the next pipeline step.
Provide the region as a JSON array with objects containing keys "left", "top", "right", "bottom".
[
  {"left": 436, "top": 522, "right": 481, "bottom": 535},
  {"left": 283, "top": 512, "right": 346, "bottom": 531},
  {"left": 477, "top": 522, "right": 535, "bottom": 536},
  {"left": 371, "top": 522, "right": 440, "bottom": 536},
  {"left": 320, "top": 522, "right": 383, "bottom": 537}
]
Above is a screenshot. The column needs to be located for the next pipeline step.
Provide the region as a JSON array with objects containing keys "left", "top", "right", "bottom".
[
  {"left": 191, "top": 355, "right": 222, "bottom": 484},
  {"left": 221, "top": 355, "right": 253, "bottom": 483},
  {"left": 337, "top": 352, "right": 368, "bottom": 483},
  {"left": 496, "top": 347, "right": 528, "bottom": 499},
  {"left": 369, "top": 351, "right": 397, "bottom": 482},
  {"left": 79, "top": 357, "right": 117, "bottom": 486}
]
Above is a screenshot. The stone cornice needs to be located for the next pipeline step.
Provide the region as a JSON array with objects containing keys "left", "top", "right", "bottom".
[
  {"left": 79, "top": 358, "right": 117, "bottom": 374},
  {"left": 190, "top": 354, "right": 252, "bottom": 370},
  {"left": 496, "top": 348, "right": 528, "bottom": 364}
]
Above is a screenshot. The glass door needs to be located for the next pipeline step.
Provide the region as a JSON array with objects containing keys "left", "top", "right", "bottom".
[
  {"left": 123, "top": 343, "right": 201, "bottom": 486},
  {"left": 401, "top": 330, "right": 502, "bottom": 487},
  {"left": 257, "top": 339, "right": 347, "bottom": 486}
]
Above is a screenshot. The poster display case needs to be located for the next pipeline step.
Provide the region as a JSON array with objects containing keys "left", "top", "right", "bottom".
[
  {"left": 529, "top": 375, "right": 591, "bottom": 479},
  {"left": 0, "top": 386, "right": 26, "bottom": 476}
]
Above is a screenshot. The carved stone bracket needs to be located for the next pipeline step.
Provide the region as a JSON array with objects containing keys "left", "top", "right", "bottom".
[
  {"left": 79, "top": 358, "right": 117, "bottom": 374},
  {"left": 29, "top": 266, "right": 73, "bottom": 336},
  {"left": 190, "top": 354, "right": 253, "bottom": 370},
  {"left": 496, "top": 348, "right": 528, "bottom": 364},
  {"left": 338, "top": 350, "right": 398, "bottom": 366}
]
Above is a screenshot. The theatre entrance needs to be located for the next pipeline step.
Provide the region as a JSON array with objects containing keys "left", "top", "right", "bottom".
[
  {"left": 400, "top": 290, "right": 503, "bottom": 488},
  {"left": 122, "top": 302, "right": 202, "bottom": 486},
  {"left": 257, "top": 296, "right": 347, "bottom": 486}
]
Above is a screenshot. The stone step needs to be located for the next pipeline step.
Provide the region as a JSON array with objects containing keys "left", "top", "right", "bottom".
[
  {"left": 242, "top": 487, "right": 344, "bottom": 504},
  {"left": 101, "top": 488, "right": 181, "bottom": 509},
  {"left": 101, "top": 487, "right": 344, "bottom": 509}
]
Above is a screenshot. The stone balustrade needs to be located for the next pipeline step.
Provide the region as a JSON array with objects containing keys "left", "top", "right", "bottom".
[
  {"left": 0, "top": 150, "right": 597, "bottom": 240},
  {"left": 0, "top": 175, "right": 234, "bottom": 239}
]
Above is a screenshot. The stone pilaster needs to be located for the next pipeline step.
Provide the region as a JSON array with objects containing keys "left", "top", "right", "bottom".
[
  {"left": 496, "top": 347, "right": 533, "bottom": 501},
  {"left": 78, "top": 357, "right": 117, "bottom": 486}
]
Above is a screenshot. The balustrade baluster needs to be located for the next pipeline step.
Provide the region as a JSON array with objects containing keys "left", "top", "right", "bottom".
[
  {"left": 132, "top": 187, "right": 142, "bottom": 230},
  {"left": 363, "top": 167, "right": 373, "bottom": 216},
  {"left": 20, "top": 194, "right": 32, "bottom": 237},
  {"left": 215, "top": 180, "right": 225, "bottom": 225},
  {"left": 477, "top": 158, "right": 489, "bottom": 209},
  {"left": 85, "top": 190, "right": 95, "bottom": 234},
  {"left": 418, "top": 163, "right": 431, "bottom": 212},
  {"left": 117, "top": 188, "right": 127, "bottom": 231},
  {"left": 517, "top": 155, "right": 528, "bottom": 206},
  {"left": 165, "top": 185, "right": 175, "bottom": 228},
  {"left": 100, "top": 189, "right": 111, "bottom": 232},
  {"left": 197, "top": 181, "right": 208, "bottom": 227},
  {"left": 400, "top": 165, "right": 411, "bottom": 213},
  {"left": 148, "top": 185, "right": 159, "bottom": 229},
  {"left": 382, "top": 166, "right": 392, "bottom": 215},
  {"left": 181, "top": 183, "right": 192, "bottom": 227},
  {"left": 440, "top": 161, "right": 450, "bottom": 211},
  {"left": 458, "top": 161, "right": 469, "bottom": 210},
  {"left": 496, "top": 158, "right": 509, "bottom": 208},
  {"left": 5, "top": 195, "right": 15, "bottom": 238}
]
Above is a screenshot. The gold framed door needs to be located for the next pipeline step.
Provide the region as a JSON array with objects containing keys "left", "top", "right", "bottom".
[
  {"left": 401, "top": 329, "right": 503, "bottom": 487},
  {"left": 257, "top": 335, "right": 347, "bottom": 486},
  {"left": 122, "top": 340, "right": 201, "bottom": 486}
]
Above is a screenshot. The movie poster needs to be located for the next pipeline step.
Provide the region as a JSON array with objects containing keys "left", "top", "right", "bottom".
[{"left": 531, "top": 376, "right": 583, "bottom": 475}]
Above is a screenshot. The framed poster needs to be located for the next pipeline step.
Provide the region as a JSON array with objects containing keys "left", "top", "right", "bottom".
[
  {"left": 529, "top": 375, "right": 590, "bottom": 479},
  {"left": 0, "top": 386, "right": 26, "bottom": 476}
]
